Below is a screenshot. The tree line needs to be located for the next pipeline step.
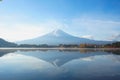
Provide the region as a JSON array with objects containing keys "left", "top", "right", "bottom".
[
  {"left": 16, "top": 42, "right": 120, "bottom": 48},
  {"left": 0, "top": 41, "right": 120, "bottom": 48}
]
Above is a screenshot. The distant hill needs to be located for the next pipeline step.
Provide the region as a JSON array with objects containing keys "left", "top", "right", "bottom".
[
  {"left": 17, "top": 29, "right": 113, "bottom": 45},
  {"left": 0, "top": 38, "right": 17, "bottom": 47}
]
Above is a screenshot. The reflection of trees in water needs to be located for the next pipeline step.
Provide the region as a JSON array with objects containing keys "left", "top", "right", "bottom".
[
  {"left": 79, "top": 49, "right": 120, "bottom": 54},
  {"left": 0, "top": 48, "right": 119, "bottom": 57},
  {"left": 18, "top": 49, "right": 48, "bottom": 52},
  {"left": 58, "top": 48, "right": 120, "bottom": 55},
  {"left": 104, "top": 49, "right": 120, "bottom": 55},
  {"left": 79, "top": 49, "right": 101, "bottom": 53},
  {"left": 59, "top": 49, "right": 79, "bottom": 52}
]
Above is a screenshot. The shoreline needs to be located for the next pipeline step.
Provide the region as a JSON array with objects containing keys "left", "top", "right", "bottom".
[{"left": 0, "top": 47, "right": 119, "bottom": 50}]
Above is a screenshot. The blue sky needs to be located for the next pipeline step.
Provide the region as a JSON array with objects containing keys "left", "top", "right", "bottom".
[{"left": 0, "top": 0, "right": 120, "bottom": 41}]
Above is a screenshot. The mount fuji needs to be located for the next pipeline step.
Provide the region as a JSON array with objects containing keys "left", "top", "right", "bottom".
[{"left": 17, "top": 29, "right": 112, "bottom": 45}]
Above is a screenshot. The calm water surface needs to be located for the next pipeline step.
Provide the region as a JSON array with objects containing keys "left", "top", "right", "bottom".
[{"left": 0, "top": 49, "right": 120, "bottom": 80}]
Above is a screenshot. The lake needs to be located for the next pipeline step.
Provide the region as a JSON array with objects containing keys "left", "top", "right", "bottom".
[{"left": 0, "top": 48, "right": 120, "bottom": 80}]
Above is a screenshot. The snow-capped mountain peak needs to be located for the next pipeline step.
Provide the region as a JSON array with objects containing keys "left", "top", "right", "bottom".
[
  {"left": 48, "top": 29, "right": 71, "bottom": 37},
  {"left": 51, "top": 29, "right": 63, "bottom": 37},
  {"left": 17, "top": 29, "right": 112, "bottom": 45}
]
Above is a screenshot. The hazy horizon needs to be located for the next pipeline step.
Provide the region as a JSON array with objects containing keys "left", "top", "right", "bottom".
[{"left": 0, "top": 0, "right": 120, "bottom": 42}]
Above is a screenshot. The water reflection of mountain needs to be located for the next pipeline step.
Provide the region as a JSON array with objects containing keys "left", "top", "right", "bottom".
[
  {"left": 0, "top": 49, "right": 17, "bottom": 57},
  {"left": 16, "top": 50, "right": 110, "bottom": 67},
  {"left": 0, "top": 49, "right": 120, "bottom": 67}
]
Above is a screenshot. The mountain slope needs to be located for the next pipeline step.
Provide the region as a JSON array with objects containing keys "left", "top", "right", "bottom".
[
  {"left": 0, "top": 38, "right": 17, "bottom": 47},
  {"left": 17, "top": 29, "right": 112, "bottom": 45}
]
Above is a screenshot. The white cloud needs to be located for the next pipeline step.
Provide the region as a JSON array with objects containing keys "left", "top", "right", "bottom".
[
  {"left": 72, "top": 16, "right": 120, "bottom": 40},
  {"left": 73, "top": 17, "right": 120, "bottom": 30},
  {"left": 81, "top": 35, "right": 94, "bottom": 40},
  {"left": 80, "top": 56, "right": 94, "bottom": 61},
  {"left": 0, "top": 24, "right": 46, "bottom": 42},
  {"left": 108, "top": 34, "right": 120, "bottom": 41},
  {"left": 0, "top": 15, "right": 67, "bottom": 41},
  {"left": 0, "top": 14, "right": 120, "bottom": 41}
]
